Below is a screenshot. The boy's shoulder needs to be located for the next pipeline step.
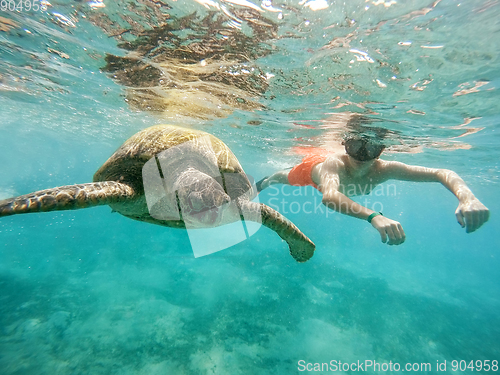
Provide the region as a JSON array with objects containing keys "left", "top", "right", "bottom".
[
  {"left": 324, "top": 153, "right": 345, "bottom": 163},
  {"left": 321, "top": 154, "right": 347, "bottom": 172}
]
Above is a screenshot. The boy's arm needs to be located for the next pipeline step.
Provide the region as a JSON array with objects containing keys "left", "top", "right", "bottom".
[
  {"left": 320, "top": 161, "right": 405, "bottom": 245},
  {"left": 256, "top": 169, "right": 291, "bottom": 192},
  {"left": 382, "top": 161, "right": 490, "bottom": 233}
]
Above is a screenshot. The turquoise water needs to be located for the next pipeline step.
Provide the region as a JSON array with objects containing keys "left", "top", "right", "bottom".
[{"left": 1, "top": 0, "right": 499, "bottom": 374}]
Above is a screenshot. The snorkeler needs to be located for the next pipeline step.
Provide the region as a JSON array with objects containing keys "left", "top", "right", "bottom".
[{"left": 256, "top": 135, "right": 490, "bottom": 245}]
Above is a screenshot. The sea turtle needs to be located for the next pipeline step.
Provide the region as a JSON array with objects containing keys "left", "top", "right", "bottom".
[{"left": 0, "top": 125, "right": 315, "bottom": 262}]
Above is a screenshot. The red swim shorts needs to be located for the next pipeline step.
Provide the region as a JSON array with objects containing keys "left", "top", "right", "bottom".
[{"left": 287, "top": 154, "right": 327, "bottom": 189}]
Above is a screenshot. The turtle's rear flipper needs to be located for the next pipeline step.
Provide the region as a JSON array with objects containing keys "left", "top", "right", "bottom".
[
  {"left": 239, "top": 200, "right": 316, "bottom": 262},
  {"left": 0, "top": 182, "right": 135, "bottom": 218}
]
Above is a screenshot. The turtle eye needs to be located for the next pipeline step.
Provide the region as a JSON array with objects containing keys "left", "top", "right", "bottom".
[{"left": 188, "top": 192, "right": 205, "bottom": 212}]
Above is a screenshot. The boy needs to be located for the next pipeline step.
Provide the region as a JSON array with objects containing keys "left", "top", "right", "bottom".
[{"left": 257, "top": 136, "right": 490, "bottom": 245}]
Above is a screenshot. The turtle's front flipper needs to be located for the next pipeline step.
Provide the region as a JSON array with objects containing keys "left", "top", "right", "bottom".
[
  {"left": 239, "top": 200, "right": 316, "bottom": 262},
  {"left": 0, "top": 182, "right": 135, "bottom": 218}
]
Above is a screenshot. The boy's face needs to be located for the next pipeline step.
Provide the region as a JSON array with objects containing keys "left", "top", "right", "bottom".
[{"left": 344, "top": 138, "right": 385, "bottom": 162}]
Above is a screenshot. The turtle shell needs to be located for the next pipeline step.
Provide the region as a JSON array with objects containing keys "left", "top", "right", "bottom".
[{"left": 93, "top": 124, "right": 248, "bottom": 197}]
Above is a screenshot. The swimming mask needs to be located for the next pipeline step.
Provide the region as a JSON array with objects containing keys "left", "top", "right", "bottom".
[{"left": 344, "top": 138, "right": 385, "bottom": 162}]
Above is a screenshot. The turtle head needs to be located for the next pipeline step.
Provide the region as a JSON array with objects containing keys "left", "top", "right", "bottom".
[{"left": 175, "top": 169, "right": 231, "bottom": 228}]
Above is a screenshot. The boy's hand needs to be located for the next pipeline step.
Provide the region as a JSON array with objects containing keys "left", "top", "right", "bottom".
[
  {"left": 371, "top": 215, "right": 406, "bottom": 245},
  {"left": 456, "top": 198, "right": 490, "bottom": 233}
]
